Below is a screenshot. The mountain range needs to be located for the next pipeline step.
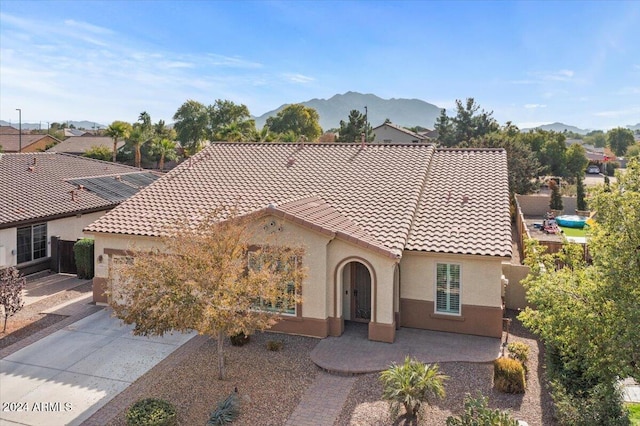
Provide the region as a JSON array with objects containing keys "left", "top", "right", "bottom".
[
  {"left": 0, "top": 120, "right": 106, "bottom": 131},
  {"left": 253, "top": 91, "right": 443, "bottom": 130}
]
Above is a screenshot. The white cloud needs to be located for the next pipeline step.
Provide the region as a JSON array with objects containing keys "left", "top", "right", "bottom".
[
  {"left": 524, "top": 104, "right": 547, "bottom": 109},
  {"left": 203, "top": 54, "right": 263, "bottom": 69},
  {"left": 534, "top": 69, "right": 575, "bottom": 82},
  {"left": 64, "top": 19, "right": 113, "bottom": 35},
  {"left": 282, "top": 73, "right": 315, "bottom": 84}
]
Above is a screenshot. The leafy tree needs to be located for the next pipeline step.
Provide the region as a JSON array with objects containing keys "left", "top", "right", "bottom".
[
  {"left": 626, "top": 143, "right": 640, "bottom": 159},
  {"left": 538, "top": 132, "right": 567, "bottom": 176},
  {"left": 108, "top": 211, "right": 306, "bottom": 380},
  {"left": 83, "top": 145, "right": 113, "bottom": 161},
  {"left": 549, "top": 179, "right": 563, "bottom": 211},
  {"left": 379, "top": 357, "right": 447, "bottom": 420},
  {"left": 173, "top": 100, "right": 209, "bottom": 155},
  {"left": 564, "top": 143, "right": 589, "bottom": 181},
  {"left": 434, "top": 109, "right": 456, "bottom": 148},
  {"left": 337, "top": 109, "right": 374, "bottom": 143},
  {"left": 607, "top": 127, "right": 635, "bottom": 156},
  {"left": 105, "top": 120, "right": 132, "bottom": 163},
  {"left": 150, "top": 138, "right": 178, "bottom": 171},
  {"left": 255, "top": 126, "right": 275, "bottom": 142},
  {"left": 265, "top": 104, "right": 322, "bottom": 142},
  {"left": 584, "top": 130, "right": 606, "bottom": 148},
  {"left": 208, "top": 100, "right": 256, "bottom": 141},
  {"left": 0, "top": 267, "right": 25, "bottom": 333}
]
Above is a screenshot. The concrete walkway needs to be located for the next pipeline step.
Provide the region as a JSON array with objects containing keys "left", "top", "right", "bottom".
[
  {"left": 311, "top": 322, "right": 501, "bottom": 374},
  {"left": 23, "top": 273, "right": 89, "bottom": 306},
  {"left": 285, "top": 372, "right": 357, "bottom": 426},
  {"left": 0, "top": 309, "right": 195, "bottom": 426},
  {"left": 622, "top": 377, "right": 640, "bottom": 403}
]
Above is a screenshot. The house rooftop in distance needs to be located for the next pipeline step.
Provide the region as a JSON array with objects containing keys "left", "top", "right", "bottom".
[{"left": 0, "top": 152, "right": 159, "bottom": 228}]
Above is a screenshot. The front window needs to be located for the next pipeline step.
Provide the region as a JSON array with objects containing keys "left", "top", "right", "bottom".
[
  {"left": 16, "top": 223, "right": 47, "bottom": 264},
  {"left": 436, "top": 263, "right": 460, "bottom": 315},
  {"left": 248, "top": 251, "right": 297, "bottom": 316}
]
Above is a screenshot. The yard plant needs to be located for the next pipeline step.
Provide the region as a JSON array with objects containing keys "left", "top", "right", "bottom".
[
  {"left": 126, "top": 398, "right": 177, "bottom": 426},
  {"left": 446, "top": 393, "right": 519, "bottom": 426},
  {"left": 379, "top": 356, "right": 447, "bottom": 420},
  {"left": 207, "top": 392, "right": 241, "bottom": 425},
  {"left": 494, "top": 357, "right": 526, "bottom": 394},
  {"left": 0, "top": 267, "right": 25, "bottom": 333}
]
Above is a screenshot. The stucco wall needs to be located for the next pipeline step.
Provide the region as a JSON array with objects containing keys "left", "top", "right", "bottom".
[
  {"left": 399, "top": 251, "right": 503, "bottom": 308},
  {"left": 0, "top": 211, "right": 107, "bottom": 268},
  {"left": 516, "top": 194, "right": 578, "bottom": 216},
  {"left": 373, "top": 126, "right": 421, "bottom": 144},
  {"left": 502, "top": 262, "right": 531, "bottom": 310}
]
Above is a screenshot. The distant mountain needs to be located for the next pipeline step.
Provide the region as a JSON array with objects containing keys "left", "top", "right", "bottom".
[
  {"left": 0, "top": 120, "right": 106, "bottom": 131},
  {"left": 627, "top": 123, "right": 640, "bottom": 131},
  {"left": 253, "top": 92, "right": 443, "bottom": 130},
  {"left": 521, "top": 122, "right": 589, "bottom": 134}
]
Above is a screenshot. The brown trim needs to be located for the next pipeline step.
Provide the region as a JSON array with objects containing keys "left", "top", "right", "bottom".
[
  {"left": 332, "top": 256, "right": 377, "bottom": 323},
  {"left": 269, "top": 317, "right": 328, "bottom": 338},
  {"left": 327, "top": 316, "right": 343, "bottom": 336},
  {"left": 400, "top": 298, "right": 502, "bottom": 338},
  {"left": 368, "top": 321, "right": 396, "bottom": 343},
  {"left": 93, "top": 277, "right": 108, "bottom": 304}
]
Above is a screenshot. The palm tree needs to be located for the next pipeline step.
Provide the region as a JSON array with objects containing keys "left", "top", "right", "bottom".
[
  {"left": 151, "top": 138, "right": 178, "bottom": 171},
  {"left": 129, "top": 112, "right": 154, "bottom": 168},
  {"left": 105, "top": 121, "right": 132, "bottom": 162},
  {"left": 379, "top": 357, "right": 447, "bottom": 421}
]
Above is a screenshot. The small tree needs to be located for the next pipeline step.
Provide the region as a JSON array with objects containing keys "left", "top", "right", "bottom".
[
  {"left": 576, "top": 174, "right": 587, "bottom": 211},
  {"left": 446, "top": 393, "right": 519, "bottom": 426},
  {"left": 108, "top": 210, "right": 305, "bottom": 380},
  {"left": 83, "top": 145, "right": 113, "bottom": 161},
  {"left": 379, "top": 357, "right": 447, "bottom": 420},
  {"left": 549, "top": 179, "right": 563, "bottom": 211},
  {"left": 0, "top": 267, "right": 25, "bottom": 333}
]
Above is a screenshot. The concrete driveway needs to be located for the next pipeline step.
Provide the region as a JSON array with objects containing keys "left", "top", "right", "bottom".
[{"left": 0, "top": 309, "right": 195, "bottom": 426}]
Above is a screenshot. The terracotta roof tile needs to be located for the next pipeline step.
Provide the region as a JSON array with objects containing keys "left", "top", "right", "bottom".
[
  {"left": 0, "top": 152, "right": 154, "bottom": 228},
  {"left": 86, "top": 143, "right": 512, "bottom": 258},
  {"left": 405, "top": 149, "right": 512, "bottom": 257},
  {"left": 47, "top": 136, "right": 123, "bottom": 154}
]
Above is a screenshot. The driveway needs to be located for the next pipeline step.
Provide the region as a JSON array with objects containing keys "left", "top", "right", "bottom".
[{"left": 0, "top": 309, "right": 195, "bottom": 426}]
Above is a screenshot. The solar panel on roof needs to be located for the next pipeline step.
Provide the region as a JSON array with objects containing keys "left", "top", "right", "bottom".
[{"left": 68, "top": 172, "right": 158, "bottom": 203}]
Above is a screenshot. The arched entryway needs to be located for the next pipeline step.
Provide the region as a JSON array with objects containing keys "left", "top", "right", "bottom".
[{"left": 342, "top": 261, "right": 373, "bottom": 322}]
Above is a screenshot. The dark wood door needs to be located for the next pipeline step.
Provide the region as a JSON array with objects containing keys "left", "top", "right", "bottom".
[
  {"left": 58, "top": 240, "right": 77, "bottom": 274},
  {"left": 351, "top": 263, "right": 371, "bottom": 322}
]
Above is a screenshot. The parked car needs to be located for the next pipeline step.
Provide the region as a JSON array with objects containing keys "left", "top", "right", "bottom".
[{"left": 587, "top": 165, "right": 601, "bottom": 174}]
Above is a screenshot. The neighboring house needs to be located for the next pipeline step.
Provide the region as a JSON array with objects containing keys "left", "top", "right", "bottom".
[
  {"left": 0, "top": 133, "right": 62, "bottom": 153},
  {"left": 372, "top": 122, "right": 430, "bottom": 144},
  {"left": 64, "top": 128, "right": 88, "bottom": 137},
  {"left": 86, "top": 143, "right": 512, "bottom": 343},
  {"left": 48, "top": 136, "right": 123, "bottom": 156},
  {"left": 0, "top": 125, "right": 20, "bottom": 135},
  {"left": 0, "top": 152, "right": 159, "bottom": 276}
]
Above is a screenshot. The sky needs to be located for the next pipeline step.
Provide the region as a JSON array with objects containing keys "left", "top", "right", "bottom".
[{"left": 1, "top": 1, "right": 639, "bottom": 131}]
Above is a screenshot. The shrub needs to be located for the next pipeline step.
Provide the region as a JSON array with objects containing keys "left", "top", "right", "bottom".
[
  {"left": 494, "top": 357, "right": 525, "bottom": 394},
  {"left": 126, "top": 398, "right": 177, "bottom": 426},
  {"left": 266, "top": 340, "right": 283, "bottom": 351},
  {"left": 73, "top": 238, "right": 95, "bottom": 279},
  {"left": 208, "top": 392, "right": 241, "bottom": 425},
  {"left": 507, "top": 342, "right": 530, "bottom": 365},
  {"left": 0, "top": 267, "right": 25, "bottom": 333},
  {"left": 229, "top": 332, "right": 250, "bottom": 346},
  {"left": 550, "top": 380, "right": 629, "bottom": 426},
  {"left": 446, "top": 393, "right": 519, "bottom": 426},
  {"left": 379, "top": 356, "right": 447, "bottom": 419}
]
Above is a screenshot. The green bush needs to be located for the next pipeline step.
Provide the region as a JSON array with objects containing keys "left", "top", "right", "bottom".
[
  {"left": 379, "top": 356, "right": 447, "bottom": 419},
  {"left": 73, "top": 238, "right": 94, "bottom": 279},
  {"left": 550, "top": 380, "right": 629, "bottom": 426},
  {"left": 494, "top": 357, "right": 525, "bottom": 394},
  {"left": 507, "top": 342, "right": 530, "bottom": 365},
  {"left": 446, "top": 393, "right": 519, "bottom": 426},
  {"left": 266, "top": 340, "right": 283, "bottom": 351},
  {"left": 208, "top": 392, "right": 241, "bottom": 425},
  {"left": 229, "top": 332, "right": 250, "bottom": 346},
  {"left": 126, "top": 398, "right": 177, "bottom": 426}
]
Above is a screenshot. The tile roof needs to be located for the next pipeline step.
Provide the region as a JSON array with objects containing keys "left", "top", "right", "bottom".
[
  {"left": 47, "top": 136, "right": 123, "bottom": 154},
  {"left": 372, "top": 122, "right": 425, "bottom": 141},
  {"left": 86, "top": 143, "right": 512, "bottom": 257},
  {"left": 405, "top": 149, "right": 512, "bottom": 257},
  {"left": 0, "top": 134, "right": 61, "bottom": 152},
  {"left": 0, "top": 152, "right": 155, "bottom": 228},
  {"left": 0, "top": 126, "right": 20, "bottom": 135}
]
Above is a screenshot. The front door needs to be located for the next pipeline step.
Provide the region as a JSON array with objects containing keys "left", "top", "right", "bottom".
[{"left": 351, "top": 262, "right": 371, "bottom": 322}]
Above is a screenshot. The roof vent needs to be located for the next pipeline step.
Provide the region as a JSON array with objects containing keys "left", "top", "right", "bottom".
[
  {"left": 32, "top": 157, "right": 37, "bottom": 165},
  {"left": 27, "top": 166, "right": 35, "bottom": 172},
  {"left": 114, "top": 175, "right": 122, "bottom": 181},
  {"left": 69, "top": 190, "right": 77, "bottom": 202},
  {"left": 462, "top": 195, "right": 469, "bottom": 204},
  {"left": 287, "top": 157, "right": 295, "bottom": 166},
  {"left": 77, "top": 184, "right": 85, "bottom": 190}
]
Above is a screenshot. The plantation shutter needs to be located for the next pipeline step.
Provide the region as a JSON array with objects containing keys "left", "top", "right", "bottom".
[{"left": 436, "top": 263, "right": 461, "bottom": 314}]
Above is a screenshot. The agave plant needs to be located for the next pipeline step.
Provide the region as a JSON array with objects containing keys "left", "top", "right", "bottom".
[{"left": 379, "top": 356, "right": 448, "bottom": 419}]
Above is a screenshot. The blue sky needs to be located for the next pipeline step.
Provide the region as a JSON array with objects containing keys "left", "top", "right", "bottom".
[{"left": 1, "top": 1, "right": 639, "bottom": 130}]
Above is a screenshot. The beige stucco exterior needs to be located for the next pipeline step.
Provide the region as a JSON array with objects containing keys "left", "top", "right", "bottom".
[
  {"left": 91, "top": 214, "right": 506, "bottom": 342},
  {"left": 0, "top": 211, "right": 107, "bottom": 268}
]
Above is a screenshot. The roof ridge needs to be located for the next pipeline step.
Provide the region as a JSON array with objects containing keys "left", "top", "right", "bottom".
[{"left": 403, "top": 146, "right": 437, "bottom": 250}]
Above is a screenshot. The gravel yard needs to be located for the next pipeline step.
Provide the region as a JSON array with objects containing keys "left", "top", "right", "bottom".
[{"left": 336, "top": 310, "right": 556, "bottom": 425}]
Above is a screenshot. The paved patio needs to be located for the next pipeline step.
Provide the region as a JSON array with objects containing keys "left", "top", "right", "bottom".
[{"left": 311, "top": 322, "right": 502, "bottom": 374}]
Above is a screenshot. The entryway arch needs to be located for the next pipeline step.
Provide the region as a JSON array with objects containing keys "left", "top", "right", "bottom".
[{"left": 336, "top": 258, "right": 376, "bottom": 323}]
